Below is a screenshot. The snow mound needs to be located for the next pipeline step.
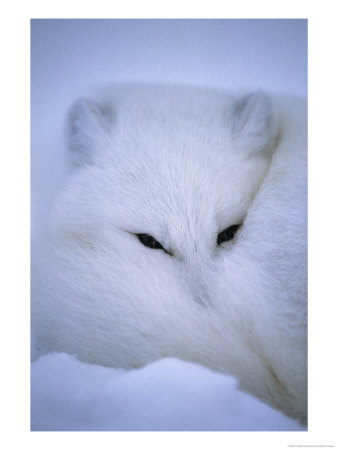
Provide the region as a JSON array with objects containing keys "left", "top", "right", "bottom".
[{"left": 31, "top": 353, "right": 305, "bottom": 431}]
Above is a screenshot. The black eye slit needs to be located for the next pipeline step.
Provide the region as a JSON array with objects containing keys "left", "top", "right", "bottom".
[
  {"left": 136, "top": 233, "right": 168, "bottom": 252},
  {"left": 217, "top": 224, "right": 241, "bottom": 245}
]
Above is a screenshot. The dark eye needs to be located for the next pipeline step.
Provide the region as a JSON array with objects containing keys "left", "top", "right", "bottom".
[
  {"left": 217, "top": 224, "right": 241, "bottom": 245},
  {"left": 136, "top": 233, "right": 167, "bottom": 251}
]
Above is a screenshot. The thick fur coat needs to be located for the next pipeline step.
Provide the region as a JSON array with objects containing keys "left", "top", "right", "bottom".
[{"left": 31, "top": 83, "right": 307, "bottom": 423}]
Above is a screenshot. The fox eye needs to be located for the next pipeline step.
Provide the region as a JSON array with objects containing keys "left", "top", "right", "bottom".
[
  {"left": 217, "top": 224, "right": 241, "bottom": 245},
  {"left": 136, "top": 233, "right": 166, "bottom": 251}
]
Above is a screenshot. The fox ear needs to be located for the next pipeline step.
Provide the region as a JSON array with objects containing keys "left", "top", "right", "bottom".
[
  {"left": 66, "top": 97, "right": 115, "bottom": 167},
  {"left": 231, "top": 93, "right": 278, "bottom": 157}
]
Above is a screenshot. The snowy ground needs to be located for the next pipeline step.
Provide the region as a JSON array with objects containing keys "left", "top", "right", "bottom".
[
  {"left": 31, "top": 19, "right": 308, "bottom": 433},
  {"left": 31, "top": 353, "right": 305, "bottom": 432}
]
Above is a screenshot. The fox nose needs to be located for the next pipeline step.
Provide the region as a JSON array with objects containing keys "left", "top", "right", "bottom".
[
  {"left": 184, "top": 263, "right": 214, "bottom": 307},
  {"left": 193, "top": 287, "right": 211, "bottom": 307},
  {"left": 173, "top": 242, "right": 216, "bottom": 306}
]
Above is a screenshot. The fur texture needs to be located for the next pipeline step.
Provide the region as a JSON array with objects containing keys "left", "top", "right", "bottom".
[{"left": 31, "top": 83, "right": 307, "bottom": 423}]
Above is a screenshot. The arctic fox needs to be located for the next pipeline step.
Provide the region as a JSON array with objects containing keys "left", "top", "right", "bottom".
[{"left": 31, "top": 83, "right": 307, "bottom": 423}]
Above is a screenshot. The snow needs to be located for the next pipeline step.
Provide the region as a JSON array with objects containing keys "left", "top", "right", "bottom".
[
  {"left": 31, "top": 353, "right": 305, "bottom": 432},
  {"left": 30, "top": 20, "right": 307, "bottom": 433}
]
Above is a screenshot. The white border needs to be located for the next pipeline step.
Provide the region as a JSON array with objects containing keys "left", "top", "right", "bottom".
[{"left": 2, "top": 1, "right": 337, "bottom": 449}]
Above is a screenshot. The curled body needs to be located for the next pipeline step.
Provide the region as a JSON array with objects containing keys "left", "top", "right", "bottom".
[{"left": 31, "top": 83, "right": 307, "bottom": 423}]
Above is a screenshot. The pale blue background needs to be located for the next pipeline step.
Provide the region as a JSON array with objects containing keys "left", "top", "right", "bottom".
[{"left": 31, "top": 19, "right": 307, "bottom": 100}]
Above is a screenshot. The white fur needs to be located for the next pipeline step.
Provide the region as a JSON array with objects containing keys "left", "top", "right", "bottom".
[{"left": 31, "top": 83, "right": 307, "bottom": 423}]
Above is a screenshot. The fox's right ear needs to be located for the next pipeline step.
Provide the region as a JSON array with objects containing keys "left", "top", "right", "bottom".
[{"left": 66, "top": 97, "right": 115, "bottom": 167}]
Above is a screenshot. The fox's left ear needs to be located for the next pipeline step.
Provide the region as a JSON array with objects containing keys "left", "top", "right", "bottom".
[
  {"left": 66, "top": 97, "right": 115, "bottom": 167},
  {"left": 230, "top": 93, "right": 279, "bottom": 157}
]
